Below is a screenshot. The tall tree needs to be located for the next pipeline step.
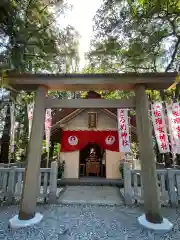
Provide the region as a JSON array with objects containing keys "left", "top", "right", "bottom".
[
  {"left": 0, "top": 0, "right": 80, "bottom": 163},
  {"left": 89, "top": 0, "right": 180, "bottom": 73},
  {"left": 0, "top": 0, "right": 74, "bottom": 72},
  {"left": 87, "top": 0, "right": 180, "bottom": 166}
]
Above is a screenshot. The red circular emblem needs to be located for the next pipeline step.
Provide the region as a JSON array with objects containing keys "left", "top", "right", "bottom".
[
  {"left": 68, "top": 136, "right": 78, "bottom": 146},
  {"left": 105, "top": 135, "right": 115, "bottom": 145}
]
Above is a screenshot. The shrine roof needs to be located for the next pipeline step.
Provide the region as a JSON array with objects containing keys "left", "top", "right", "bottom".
[
  {"left": 4, "top": 72, "right": 178, "bottom": 91},
  {"left": 50, "top": 91, "right": 137, "bottom": 142}
]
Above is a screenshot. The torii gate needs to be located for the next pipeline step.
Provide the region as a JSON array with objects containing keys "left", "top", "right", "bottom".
[{"left": 4, "top": 72, "right": 177, "bottom": 230}]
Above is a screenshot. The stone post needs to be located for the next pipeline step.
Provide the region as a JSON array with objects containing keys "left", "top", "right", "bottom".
[
  {"left": 135, "top": 85, "right": 162, "bottom": 223},
  {"left": 123, "top": 162, "right": 133, "bottom": 205},
  {"left": 7, "top": 166, "right": 16, "bottom": 204},
  {"left": 49, "top": 161, "right": 58, "bottom": 203},
  {"left": 19, "top": 86, "right": 47, "bottom": 220},
  {"left": 167, "top": 169, "right": 177, "bottom": 206}
]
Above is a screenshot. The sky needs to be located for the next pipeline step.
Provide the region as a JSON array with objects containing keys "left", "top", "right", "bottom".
[{"left": 58, "top": 0, "right": 103, "bottom": 69}]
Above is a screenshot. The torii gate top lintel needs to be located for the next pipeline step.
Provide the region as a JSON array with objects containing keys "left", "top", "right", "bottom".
[{"left": 5, "top": 72, "right": 178, "bottom": 91}]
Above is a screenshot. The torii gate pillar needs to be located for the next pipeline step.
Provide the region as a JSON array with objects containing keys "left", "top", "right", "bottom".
[
  {"left": 9, "top": 86, "right": 47, "bottom": 228},
  {"left": 135, "top": 84, "right": 172, "bottom": 230}
]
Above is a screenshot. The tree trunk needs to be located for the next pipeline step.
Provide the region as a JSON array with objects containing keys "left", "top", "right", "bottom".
[{"left": 0, "top": 104, "right": 11, "bottom": 163}]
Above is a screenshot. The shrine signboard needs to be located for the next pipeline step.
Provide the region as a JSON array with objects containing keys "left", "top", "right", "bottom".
[{"left": 88, "top": 112, "right": 97, "bottom": 128}]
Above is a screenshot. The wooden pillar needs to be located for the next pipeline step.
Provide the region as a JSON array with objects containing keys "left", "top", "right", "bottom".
[
  {"left": 19, "top": 86, "right": 47, "bottom": 220},
  {"left": 135, "top": 85, "right": 163, "bottom": 223}
]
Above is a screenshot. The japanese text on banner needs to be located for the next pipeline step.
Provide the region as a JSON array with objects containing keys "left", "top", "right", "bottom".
[
  {"left": 10, "top": 103, "right": 15, "bottom": 153},
  {"left": 45, "top": 109, "right": 52, "bottom": 153},
  {"left": 151, "top": 102, "right": 169, "bottom": 153},
  {"left": 27, "top": 103, "right": 34, "bottom": 138},
  {"left": 166, "top": 103, "right": 180, "bottom": 154},
  {"left": 117, "top": 109, "right": 131, "bottom": 152}
]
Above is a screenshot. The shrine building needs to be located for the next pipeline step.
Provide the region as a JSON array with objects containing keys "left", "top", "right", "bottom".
[{"left": 51, "top": 91, "right": 137, "bottom": 179}]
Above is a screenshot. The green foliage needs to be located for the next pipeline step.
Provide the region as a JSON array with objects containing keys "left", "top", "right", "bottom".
[
  {"left": 0, "top": 0, "right": 80, "bottom": 162},
  {"left": 0, "top": 0, "right": 80, "bottom": 73},
  {"left": 85, "top": 0, "right": 180, "bottom": 101},
  {"left": 54, "top": 143, "right": 61, "bottom": 155},
  {"left": 9, "top": 92, "right": 32, "bottom": 161},
  {"left": 89, "top": 0, "right": 180, "bottom": 73},
  {"left": 104, "top": 90, "right": 134, "bottom": 100}
]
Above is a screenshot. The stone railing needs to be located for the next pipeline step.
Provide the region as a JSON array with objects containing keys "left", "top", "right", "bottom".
[
  {"left": 123, "top": 162, "right": 180, "bottom": 207},
  {"left": 0, "top": 161, "right": 57, "bottom": 204}
]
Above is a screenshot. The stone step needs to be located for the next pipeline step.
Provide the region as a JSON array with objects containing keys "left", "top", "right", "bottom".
[
  {"left": 57, "top": 186, "right": 124, "bottom": 206},
  {"left": 57, "top": 177, "right": 124, "bottom": 187}
]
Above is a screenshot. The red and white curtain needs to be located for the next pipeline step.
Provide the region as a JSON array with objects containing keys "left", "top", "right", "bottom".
[
  {"left": 117, "top": 109, "right": 131, "bottom": 152},
  {"left": 166, "top": 102, "right": 180, "bottom": 154},
  {"left": 151, "top": 102, "right": 169, "bottom": 153},
  {"left": 45, "top": 109, "right": 52, "bottom": 153},
  {"left": 61, "top": 130, "right": 119, "bottom": 152},
  {"left": 27, "top": 102, "right": 34, "bottom": 138}
]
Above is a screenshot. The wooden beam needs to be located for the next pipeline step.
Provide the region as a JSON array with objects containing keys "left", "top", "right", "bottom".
[
  {"left": 45, "top": 98, "right": 136, "bottom": 109},
  {"left": 5, "top": 72, "right": 178, "bottom": 91}
]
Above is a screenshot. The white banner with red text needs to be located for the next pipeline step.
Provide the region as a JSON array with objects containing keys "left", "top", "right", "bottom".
[
  {"left": 10, "top": 103, "right": 16, "bottom": 153},
  {"left": 27, "top": 102, "right": 34, "bottom": 138},
  {"left": 166, "top": 102, "right": 180, "bottom": 154},
  {"left": 151, "top": 102, "right": 169, "bottom": 153},
  {"left": 45, "top": 109, "right": 52, "bottom": 153},
  {"left": 117, "top": 109, "right": 131, "bottom": 152}
]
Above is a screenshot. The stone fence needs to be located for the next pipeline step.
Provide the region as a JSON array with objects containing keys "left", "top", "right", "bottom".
[
  {"left": 123, "top": 162, "right": 180, "bottom": 207},
  {"left": 0, "top": 161, "right": 57, "bottom": 204}
]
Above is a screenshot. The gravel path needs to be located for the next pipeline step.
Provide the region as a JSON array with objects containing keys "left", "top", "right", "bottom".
[{"left": 0, "top": 204, "right": 180, "bottom": 240}]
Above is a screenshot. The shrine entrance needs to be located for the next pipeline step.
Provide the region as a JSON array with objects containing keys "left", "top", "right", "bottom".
[
  {"left": 79, "top": 142, "right": 106, "bottom": 178},
  {"left": 5, "top": 72, "right": 177, "bottom": 229}
]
